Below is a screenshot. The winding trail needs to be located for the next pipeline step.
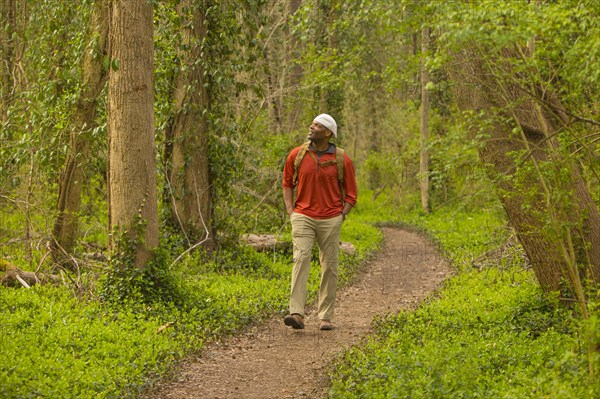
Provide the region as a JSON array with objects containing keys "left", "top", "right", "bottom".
[{"left": 145, "top": 227, "right": 451, "bottom": 399}]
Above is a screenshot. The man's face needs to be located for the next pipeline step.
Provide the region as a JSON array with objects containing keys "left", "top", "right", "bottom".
[{"left": 308, "top": 121, "right": 331, "bottom": 141}]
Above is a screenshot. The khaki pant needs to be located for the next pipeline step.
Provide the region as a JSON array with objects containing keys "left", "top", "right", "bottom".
[{"left": 289, "top": 212, "right": 343, "bottom": 321}]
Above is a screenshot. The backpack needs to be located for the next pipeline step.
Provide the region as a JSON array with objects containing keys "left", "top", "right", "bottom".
[{"left": 292, "top": 141, "right": 345, "bottom": 188}]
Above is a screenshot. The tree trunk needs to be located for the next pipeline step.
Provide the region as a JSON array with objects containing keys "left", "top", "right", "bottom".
[
  {"left": 448, "top": 47, "right": 600, "bottom": 295},
  {"left": 262, "top": 0, "right": 283, "bottom": 135},
  {"left": 367, "top": 86, "right": 381, "bottom": 191},
  {"left": 166, "top": 0, "right": 214, "bottom": 250},
  {"left": 541, "top": 94, "right": 600, "bottom": 283},
  {"left": 284, "top": 0, "right": 303, "bottom": 132},
  {"left": 262, "top": 0, "right": 302, "bottom": 135},
  {"left": 419, "top": 27, "right": 430, "bottom": 213},
  {"left": 264, "top": 44, "right": 283, "bottom": 134},
  {"left": 0, "top": 0, "right": 17, "bottom": 124},
  {"left": 51, "top": 0, "right": 109, "bottom": 267},
  {"left": 108, "top": 0, "right": 158, "bottom": 269},
  {"left": 317, "top": 0, "right": 343, "bottom": 117}
]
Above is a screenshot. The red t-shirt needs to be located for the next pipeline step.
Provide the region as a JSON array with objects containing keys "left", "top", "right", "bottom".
[{"left": 282, "top": 143, "right": 357, "bottom": 219}]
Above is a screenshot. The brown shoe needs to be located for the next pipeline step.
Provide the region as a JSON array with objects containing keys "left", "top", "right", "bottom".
[
  {"left": 319, "top": 320, "right": 334, "bottom": 330},
  {"left": 284, "top": 313, "right": 305, "bottom": 329}
]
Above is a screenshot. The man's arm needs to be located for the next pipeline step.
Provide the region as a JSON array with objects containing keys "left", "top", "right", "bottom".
[{"left": 283, "top": 186, "right": 295, "bottom": 216}]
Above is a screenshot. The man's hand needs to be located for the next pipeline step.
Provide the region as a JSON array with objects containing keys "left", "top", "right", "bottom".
[{"left": 341, "top": 202, "right": 353, "bottom": 221}]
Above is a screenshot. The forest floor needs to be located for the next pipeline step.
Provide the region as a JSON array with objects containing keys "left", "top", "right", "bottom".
[{"left": 144, "top": 227, "right": 451, "bottom": 399}]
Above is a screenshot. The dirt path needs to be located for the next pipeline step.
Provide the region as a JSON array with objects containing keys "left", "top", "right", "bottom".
[{"left": 145, "top": 227, "right": 450, "bottom": 399}]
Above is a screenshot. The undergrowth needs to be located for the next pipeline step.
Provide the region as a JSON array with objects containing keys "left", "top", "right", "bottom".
[
  {"left": 3, "top": 189, "right": 597, "bottom": 398},
  {"left": 0, "top": 200, "right": 381, "bottom": 398},
  {"left": 328, "top": 193, "right": 600, "bottom": 398}
]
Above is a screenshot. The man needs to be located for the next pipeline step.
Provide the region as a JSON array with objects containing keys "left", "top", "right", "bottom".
[{"left": 281, "top": 113, "right": 357, "bottom": 331}]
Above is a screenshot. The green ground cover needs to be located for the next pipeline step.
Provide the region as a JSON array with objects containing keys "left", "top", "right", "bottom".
[
  {"left": 0, "top": 200, "right": 381, "bottom": 398},
  {"left": 2, "top": 191, "right": 597, "bottom": 398},
  {"left": 329, "top": 198, "right": 600, "bottom": 398}
]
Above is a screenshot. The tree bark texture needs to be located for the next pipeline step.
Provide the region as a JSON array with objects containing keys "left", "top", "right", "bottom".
[
  {"left": 166, "top": 0, "right": 214, "bottom": 249},
  {"left": 419, "top": 27, "right": 430, "bottom": 213},
  {"left": 52, "top": 0, "right": 109, "bottom": 267},
  {"left": 0, "top": 0, "right": 17, "bottom": 124},
  {"left": 284, "top": 0, "right": 303, "bottom": 132},
  {"left": 317, "top": 0, "right": 342, "bottom": 117},
  {"left": 108, "top": 0, "right": 158, "bottom": 269},
  {"left": 366, "top": 82, "right": 382, "bottom": 191},
  {"left": 448, "top": 47, "right": 600, "bottom": 293},
  {"left": 540, "top": 94, "right": 600, "bottom": 283},
  {"left": 263, "top": 19, "right": 282, "bottom": 135}
]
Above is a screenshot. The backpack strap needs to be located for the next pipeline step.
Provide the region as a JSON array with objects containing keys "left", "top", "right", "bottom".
[
  {"left": 335, "top": 147, "right": 345, "bottom": 184},
  {"left": 336, "top": 147, "right": 345, "bottom": 202},
  {"left": 292, "top": 141, "right": 311, "bottom": 186}
]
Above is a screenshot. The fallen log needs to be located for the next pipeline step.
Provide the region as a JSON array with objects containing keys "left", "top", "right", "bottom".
[
  {"left": 240, "top": 234, "right": 291, "bottom": 252},
  {"left": 0, "top": 260, "right": 61, "bottom": 288},
  {"left": 241, "top": 234, "right": 356, "bottom": 255}
]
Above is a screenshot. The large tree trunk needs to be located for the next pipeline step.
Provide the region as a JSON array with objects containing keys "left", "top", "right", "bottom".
[
  {"left": 108, "top": 0, "right": 158, "bottom": 269},
  {"left": 541, "top": 94, "right": 600, "bottom": 283},
  {"left": 449, "top": 47, "right": 600, "bottom": 296},
  {"left": 165, "top": 0, "right": 214, "bottom": 250},
  {"left": 51, "top": 0, "right": 109, "bottom": 267},
  {"left": 419, "top": 27, "right": 430, "bottom": 213}
]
